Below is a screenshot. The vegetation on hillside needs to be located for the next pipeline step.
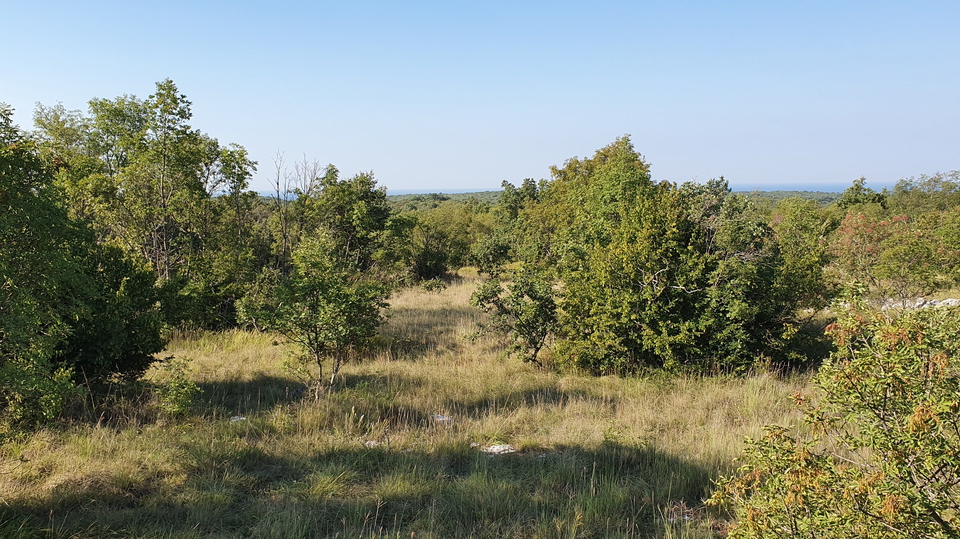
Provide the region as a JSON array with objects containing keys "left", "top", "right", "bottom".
[{"left": 3, "top": 80, "right": 960, "bottom": 536}]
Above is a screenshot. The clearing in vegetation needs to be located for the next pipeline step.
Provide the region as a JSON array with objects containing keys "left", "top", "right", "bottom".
[{"left": 0, "top": 278, "right": 807, "bottom": 538}]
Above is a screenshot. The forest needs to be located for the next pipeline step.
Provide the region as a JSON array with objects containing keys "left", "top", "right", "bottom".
[{"left": 3, "top": 80, "right": 960, "bottom": 537}]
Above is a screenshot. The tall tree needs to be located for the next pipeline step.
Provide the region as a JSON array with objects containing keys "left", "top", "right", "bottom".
[{"left": 33, "top": 80, "right": 259, "bottom": 328}]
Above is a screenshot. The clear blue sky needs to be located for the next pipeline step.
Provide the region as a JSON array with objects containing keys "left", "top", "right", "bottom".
[{"left": 4, "top": 1, "right": 959, "bottom": 193}]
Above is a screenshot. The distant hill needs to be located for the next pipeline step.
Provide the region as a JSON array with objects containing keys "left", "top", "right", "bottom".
[
  {"left": 386, "top": 190, "right": 501, "bottom": 212},
  {"left": 385, "top": 189, "right": 840, "bottom": 211},
  {"left": 736, "top": 190, "right": 841, "bottom": 205}
]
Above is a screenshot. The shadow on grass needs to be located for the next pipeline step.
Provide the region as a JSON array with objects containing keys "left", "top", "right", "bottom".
[
  {"left": 377, "top": 302, "right": 485, "bottom": 359},
  {"left": 5, "top": 367, "right": 721, "bottom": 537},
  {"left": 4, "top": 438, "right": 716, "bottom": 539},
  {"left": 194, "top": 374, "right": 303, "bottom": 419}
]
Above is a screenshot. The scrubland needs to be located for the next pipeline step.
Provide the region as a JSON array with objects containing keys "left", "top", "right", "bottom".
[{"left": 1, "top": 278, "right": 809, "bottom": 538}]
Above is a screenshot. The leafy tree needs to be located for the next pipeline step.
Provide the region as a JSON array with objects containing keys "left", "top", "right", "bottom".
[
  {"left": 835, "top": 177, "right": 888, "bottom": 212},
  {"left": 887, "top": 171, "right": 960, "bottom": 216},
  {"left": 829, "top": 212, "right": 956, "bottom": 307},
  {"left": 711, "top": 305, "right": 960, "bottom": 538},
  {"left": 33, "top": 81, "right": 260, "bottom": 329},
  {"left": 1, "top": 105, "right": 163, "bottom": 424},
  {"left": 471, "top": 264, "right": 557, "bottom": 366},
  {"left": 513, "top": 137, "right": 813, "bottom": 374},
  {"left": 238, "top": 167, "right": 394, "bottom": 389},
  {"left": 391, "top": 200, "right": 494, "bottom": 281},
  {"left": 242, "top": 236, "right": 388, "bottom": 390},
  {"left": 770, "top": 197, "right": 837, "bottom": 313},
  {"left": 296, "top": 167, "right": 391, "bottom": 272}
]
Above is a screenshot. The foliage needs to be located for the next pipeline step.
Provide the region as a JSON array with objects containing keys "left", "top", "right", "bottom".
[
  {"left": 770, "top": 197, "right": 837, "bottom": 313},
  {"left": 1, "top": 105, "right": 164, "bottom": 425},
  {"left": 32, "top": 81, "right": 260, "bottom": 329},
  {"left": 828, "top": 211, "right": 959, "bottom": 306},
  {"left": 711, "top": 306, "right": 960, "bottom": 538},
  {"left": 390, "top": 200, "right": 494, "bottom": 281},
  {"left": 741, "top": 190, "right": 842, "bottom": 206},
  {"left": 242, "top": 236, "right": 389, "bottom": 389},
  {"left": 471, "top": 265, "right": 557, "bottom": 365},
  {"left": 887, "top": 171, "right": 960, "bottom": 215},
  {"left": 151, "top": 356, "right": 200, "bottom": 417},
  {"left": 516, "top": 137, "right": 817, "bottom": 374},
  {"left": 834, "top": 177, "right": 888, "bottom": 211}
]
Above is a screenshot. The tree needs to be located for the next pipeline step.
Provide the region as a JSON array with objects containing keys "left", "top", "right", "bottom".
[
  {"left": 238, "top": 167, "right": 394, "bottom": 390},
  {"left": 887, "top": 171, "right": 960, "bottom": 216},
  {"left": 512, "top": 138, "right": 812, "bottom": 374},
  {"left": 835, "top": 177, "right": 888, "bottom": 212},
  {"left": 33, "top": 81, "right": 259, "bottom": 329},
  {"left": 1, "top": 105, "right": 163, "bottom": 424},
  {"left": 471, "top": 264, "right": 557, "bottom": 366},
  {"left": 711, "top": 305, "right": 960, "bottom": 538},
  {"left": 297, "top": 167, "right": 391, "bottom": 272},
  {"left": 244, "top": 236, "right": 388, "bottom": 390},
  {"left": 770, "top": 197, "right": 837, "bottom": 312},
  {"left": 829, "top": 212, "right": 955, "bottom": 307}
]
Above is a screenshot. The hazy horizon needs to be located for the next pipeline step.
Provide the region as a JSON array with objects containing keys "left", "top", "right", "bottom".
[{"left": 5, "top": 2, "right": 957, "bottom": 194}]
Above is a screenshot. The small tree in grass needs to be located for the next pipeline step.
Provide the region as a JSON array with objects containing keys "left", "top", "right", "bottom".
[
  {"left": 471, "top": 264, "right": 557, "bottom": 366},
  {"left": 244, "top": 236, "right": 388, "bottom": 392},
  {"left": 710, "top": 304, "right": 960, "bottom": 538}
]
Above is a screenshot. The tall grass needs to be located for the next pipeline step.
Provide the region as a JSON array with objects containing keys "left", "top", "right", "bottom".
[{"left": 0, "top": 277, "right": 808, "bottom": 538}]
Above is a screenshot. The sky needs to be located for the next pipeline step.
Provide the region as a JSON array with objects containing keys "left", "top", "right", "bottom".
[{"left": 3, "top": 1, "right": 959, "bottom": 194}]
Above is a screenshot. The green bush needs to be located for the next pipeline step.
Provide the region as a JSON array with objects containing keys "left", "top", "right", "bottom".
[
  {"left": 151, "top": 356, "right": 200, "bottom": 417},
  {"left": 1, "top": 105, "right": 164, "bottom": 426},
  {"left": 711, "top": 305, "right": 960, "bottom": 538},
  {"left": 520, "top": 138, "right": 817, "bottom": 374}
]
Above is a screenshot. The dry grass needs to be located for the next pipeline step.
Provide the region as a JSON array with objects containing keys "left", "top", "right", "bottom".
[{"left": 0, "top": 277, "right": 809, "bottom": 538}]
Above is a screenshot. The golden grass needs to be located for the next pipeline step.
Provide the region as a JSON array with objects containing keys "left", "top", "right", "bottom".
[{"left": 0, "top": 277, "right": 809, "bottom": 538}]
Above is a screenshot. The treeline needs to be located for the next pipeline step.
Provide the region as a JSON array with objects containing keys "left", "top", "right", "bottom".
[
  {"left": 473, "top": 139, "right": 960, "bottom": 375},
  {"left": 0, "top": 80, "right": 496, "bottom": 423},
  {"left": 3, "top": 80, "right": 960, "bottom": 424}
]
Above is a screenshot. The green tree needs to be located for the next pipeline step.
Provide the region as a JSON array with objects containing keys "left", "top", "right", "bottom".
[
  {"left": 835, "top": 177, "right": 888, "bottom": 212},
  {"left": 829, "top": 212, "right": 954, "bottom": 307},
  {"left": 243, "top": 236, "right": 389, "bottom": 390},
  {"left": 770, "top": 197, "right": 836, "bottom": 312},
  {"left": 517, "top": 138, "right": 811, "bottom": 374},
  {"left": 33, "top": 81, "right": 259, "bottom": 328},
  {"left": 887, "top": 171, "right": 960, "bottom": 216},
  {"left": 471, "top": 264, "right": 557, "bottom": 366},
  {"left": 1, "top": 105, "right": 163, "bottom": 424},
  {"left": 296, "top": 167, "right": 391, "bottom": 272}
]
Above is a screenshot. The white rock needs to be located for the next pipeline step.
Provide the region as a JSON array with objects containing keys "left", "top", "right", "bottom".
[{"left": 480, "top": 444, "right": 517, "bottom": 455}]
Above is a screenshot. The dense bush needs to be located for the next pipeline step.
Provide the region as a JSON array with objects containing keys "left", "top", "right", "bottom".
[
  {"left": 0, "top": 105, "right": 163, "bottom": 424},
  {"left": 711, "top": 305, "right": 960, "bottom": 538},
  {"left": 481, "top": 137, "right": 825, "bottom": 374}
]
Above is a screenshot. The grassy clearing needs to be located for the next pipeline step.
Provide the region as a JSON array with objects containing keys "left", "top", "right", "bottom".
[{"left": 0, "top": 277, "right": 809, "bottom": 538}]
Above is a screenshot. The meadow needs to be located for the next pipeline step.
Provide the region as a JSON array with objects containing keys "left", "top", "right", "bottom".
[{"left": 1, "top": 277, "right": 809, "bottom": 538}]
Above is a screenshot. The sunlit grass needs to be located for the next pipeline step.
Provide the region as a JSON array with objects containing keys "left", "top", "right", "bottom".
[{"left": 0, "top": 277, "right": 809, "bottom": 538}]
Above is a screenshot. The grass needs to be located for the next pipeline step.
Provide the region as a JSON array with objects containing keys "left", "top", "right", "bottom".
[{"left": 0, "top": 277, "right": 809, "bottom": 538}]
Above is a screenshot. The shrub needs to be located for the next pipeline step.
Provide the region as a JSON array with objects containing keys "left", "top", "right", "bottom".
[{"left": 711, "top": 305, "right": 960, "bottom": 538}]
